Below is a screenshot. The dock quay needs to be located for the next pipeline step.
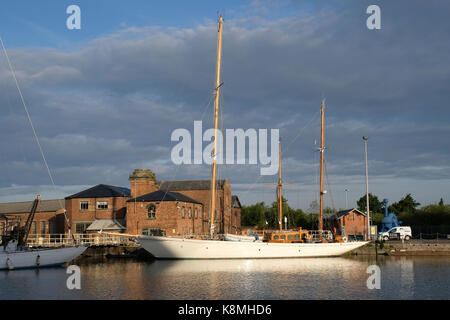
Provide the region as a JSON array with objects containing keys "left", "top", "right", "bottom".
[
  {"left": 25, "top": 233, "right": 156, "bottom": 260},
  {"left": 351, "top": 239, "right": 450, "bottom": 256}
]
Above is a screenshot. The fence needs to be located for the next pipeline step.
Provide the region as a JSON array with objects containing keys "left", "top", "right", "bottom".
[
  {"left": 407, "top": 225, "right": 450, "bottom": 240},
  {"left": 26, "top": 233, "right": 139, "bottom": 248}
]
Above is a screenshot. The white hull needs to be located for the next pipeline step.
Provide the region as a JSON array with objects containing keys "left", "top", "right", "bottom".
[
  {"left": 0, "top": 246, "right": 87, "bottom": 270},
  {"left": 139, "top": 236, "right": 368, "bottom": 259},
  {"left": 223, "top": 233, "right": 261, "bottom": 242}
]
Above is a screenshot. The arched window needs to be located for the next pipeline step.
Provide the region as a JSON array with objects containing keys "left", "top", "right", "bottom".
[
  {"left": 188, "top": 208, "right": 192, "bottom": 219},
  {"left": 194, "top": 208, "right": 198, "bottom": 219},
  {"left": 181, "top": 207, "right": 185, "bottom": 219},
  {"left": 147, "top": 204, "right": 156, "bottom": 219}
]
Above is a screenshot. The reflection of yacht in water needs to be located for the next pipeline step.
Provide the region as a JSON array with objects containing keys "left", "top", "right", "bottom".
[
  {"left": 137, "top": 17, "right": 367, "bottom": 259},
  {"left": 148, "top": 257, "right": 368, "bottom": 274}
]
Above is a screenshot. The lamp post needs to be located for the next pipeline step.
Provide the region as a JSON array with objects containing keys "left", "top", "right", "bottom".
[{"left": 363, "top": 136, "right": 370, "bottom": 241}]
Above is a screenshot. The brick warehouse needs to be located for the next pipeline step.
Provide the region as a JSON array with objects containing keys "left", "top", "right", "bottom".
[
  {"left": 0, "top": 199, "right": 66, "bottom": 236},
  {"left": 1, "top": 169, "right": 242, "bottom": 237}
]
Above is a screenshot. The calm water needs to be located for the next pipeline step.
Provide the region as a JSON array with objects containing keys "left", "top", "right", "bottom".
[{"left": 1, "top": 256, "right": 449, "bottom": 300}]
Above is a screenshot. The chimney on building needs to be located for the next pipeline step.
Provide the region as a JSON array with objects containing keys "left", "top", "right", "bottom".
[{"left": 129, "top": 169, "right": 157, "bottom": 198}]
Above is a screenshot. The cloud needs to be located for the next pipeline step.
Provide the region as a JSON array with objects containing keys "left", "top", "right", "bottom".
[{"left": 0, "top": 0, "right": 449, "bottom": 209}]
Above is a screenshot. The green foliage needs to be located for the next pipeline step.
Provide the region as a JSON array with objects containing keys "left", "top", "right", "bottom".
[
  {"left": 371, "top": 212, "right": 384, "bottom": 225},
  {"left": 323, "top": 207, "right": 337, "bottom": 214},
  {"left": 389, "top": 193, "right": 420, "bottom": 215},
  {"left": 398, "top": 203, "right": 450, "bottom": 226},
  {"left": 241, "top": 202, "right": 266, "bottom": 228},
  {"left": 241, "top": 197, "right": 316, "bottom": 229},
  {"left": 357, "top": 193, "right": 383, "bottom": 213}
]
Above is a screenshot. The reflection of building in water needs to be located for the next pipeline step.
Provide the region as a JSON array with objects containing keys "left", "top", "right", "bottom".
[
  {"left": 75, "top": 261, "right": 149, "bottom": 299},
  {"left": 399, "top": 257, "right": 415, "bottom": 298}
]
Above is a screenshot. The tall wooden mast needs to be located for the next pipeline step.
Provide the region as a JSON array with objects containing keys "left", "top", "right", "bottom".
[
  {"left": 265, "top": 138, "right": 294, "bottom": 231},
  {"left": 277, "top": 139, "right": 283, "bottom": 230},
  {"left": 319, "top": 99, "right": 325, "bottom": 233},
  {"left": 210, "top": 16, "right": 224, "bottom": 239}
]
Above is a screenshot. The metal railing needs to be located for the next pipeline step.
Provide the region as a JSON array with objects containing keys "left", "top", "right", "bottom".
[
  {"left": 307, "top": 230, "right": 334, "bottom": 242},
  {"left": 26, "top": 233, "right": 140, "bottom": 248}
]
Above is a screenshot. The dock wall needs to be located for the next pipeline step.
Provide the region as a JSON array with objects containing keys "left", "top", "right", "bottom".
[{"left": 351, "top": 240, "right": 450, "bottom": 256}]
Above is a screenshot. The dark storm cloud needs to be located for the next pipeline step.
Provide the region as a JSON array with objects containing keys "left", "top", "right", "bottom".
[{"left": 1, "top": 0, "right": 449, "bottom": 207}]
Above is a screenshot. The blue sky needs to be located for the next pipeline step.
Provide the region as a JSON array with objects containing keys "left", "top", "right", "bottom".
[
  {"left": 1, "top": 0, "right": 297, "bottom": 48},
  {"left": 1, "top": 0, "right": 449, "bottom": 211}
]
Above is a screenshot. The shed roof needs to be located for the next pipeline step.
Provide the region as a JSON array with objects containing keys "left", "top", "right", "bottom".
[
  {"left": 127, "top": 190, "right": 202, "bottom": 204},
  {"left": 0, "top": 199, "right": 64, "bottom": 215},
  {"left": 324, "top": 208, "right": 366, "bottom": 220},
  {"left": 86, "top": 219, "right": 125, "bottom": 231},
  {"left": 65, "top": 184, "right": 130, "bottom": 199},
  {"left": 159, "top": 179, "right": 226, "bottom": 191}
]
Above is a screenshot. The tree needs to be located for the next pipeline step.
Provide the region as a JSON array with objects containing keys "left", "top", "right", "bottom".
[
  {"left": 241, "top": 202, "right": 267, "bottom": 228},
  {"left": 439, "top": 198, "right": 444, "bottom": 206},
  {"left": 242, "top": 198, "right": 315, "bottom": 230},
  {"left": 357, "top": 193, "right": 383, "bottom": 213},
  {"left": 389, "top": 194, "right": 420, "bottom": 215}
]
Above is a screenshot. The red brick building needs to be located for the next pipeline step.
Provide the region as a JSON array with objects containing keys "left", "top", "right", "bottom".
[
  {"left": 126, "top": 190, "right": 204, "bottom": 236},
  {"left": 65, "top": 184, "right": 130, "bottom": 234},
  {"left": 158, "top": 179, "right": 236, "bottom": 235},
  {"left": 323, "top": 208, "right": 367, "bottom": 238},
  {"left": 0, "top": 199, "right": 65, "bottom": 236}
]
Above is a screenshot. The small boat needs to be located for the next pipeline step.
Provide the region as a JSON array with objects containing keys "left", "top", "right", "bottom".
[
  {"left": 0, "top": 196, "right": 87, "bottom": 270},
  {"left": 0, "top": 239, "right": 87, "bottom": 270}
]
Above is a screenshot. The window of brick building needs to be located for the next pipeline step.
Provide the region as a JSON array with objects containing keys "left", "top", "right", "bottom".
[
  {"left": 181, "top": 207, "right": 185, "bottom": 219},
  {"left": 49, "top": 220, "right": 54, "bottom": 234},
  {"left": 147, "top": 204, "right": 156, "bottom": 220},
  {"left": 32, "top": 221, "right": 36, "bottom": 235},
  {"left": 80, "top": 201, "right": 89, "bottom": 211},
  {"left": 75, "top": 222, "right": 91, "bottom": 234},
  {"left": 194, "top": 208, "right": 198, "bottom": 219},
  {"left": 188, "top": 208, "right": 192, "bottom": 219},
  {"left": 40, "top": 221, "right": 45, "bottom": 235},
  {"left": 142, "top": 228, "right": 164, "bottom": 236},
  {"left": 96, "top": 201, "right": 108, "bottom": 209}
]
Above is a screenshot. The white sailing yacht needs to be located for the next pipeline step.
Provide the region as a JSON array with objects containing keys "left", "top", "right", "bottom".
[
  {"left": 137, "top": 17, "right": 368, "bottom": 259},
  {"left": 0, "top": 240, "right": 87, "bottom": 270}
]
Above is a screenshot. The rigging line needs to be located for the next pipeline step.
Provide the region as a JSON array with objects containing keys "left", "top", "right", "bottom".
[
  {"left": 200, "top": 91, "right": 215, "bottom": 121},
  {"left": 283, "top": 110, "right": 321, "bottom": 155},
  {"left": 0, "top": 38, "right": 62, "bottom": 209},
  {"left": 0, "top": 37, "right": 76, "bottom": 239}
]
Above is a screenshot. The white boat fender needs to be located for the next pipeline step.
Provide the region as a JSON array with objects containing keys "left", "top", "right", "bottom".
[
  {"left": 6, "top": 257, "right": 14, "bottom": 270},
  {"left": 36, "top": 255, "right": 40, "bottom": 266}
]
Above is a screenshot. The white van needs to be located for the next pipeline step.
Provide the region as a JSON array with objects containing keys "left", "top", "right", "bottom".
[{"left": 380, "top": 226, "right": 412, "bottom": 240}]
